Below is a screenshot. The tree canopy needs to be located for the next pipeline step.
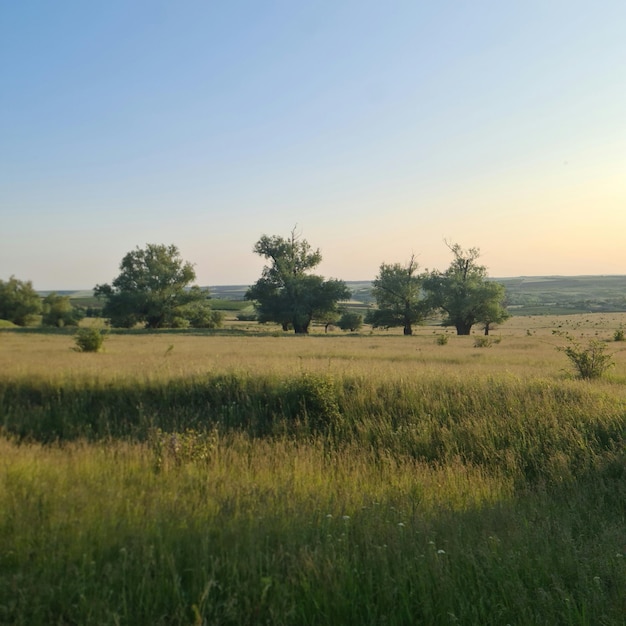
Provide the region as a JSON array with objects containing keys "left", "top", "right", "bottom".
[
  {"left": 42, "top": 292, "right": 83, "bottom": 327},
  {"left": 0, "top": 276, "right": 42, "bottom": 326},
  {"left": 337, "top": 310, "right": 363, "bottom": 332},
  {"left": 245, "top": 229, "right": 350, "bottom": 334},
  {"left": 366, "top": 256, "right": 430, "bottom": 335},
  {"left": 94, "top": 244, "right": 219, "bottom": 329},
  {"left": 423, "top": 243, "right": 509, "bottom": 335}
]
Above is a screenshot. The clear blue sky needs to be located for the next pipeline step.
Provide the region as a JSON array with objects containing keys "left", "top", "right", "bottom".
[{"left": 2, "top": 1, "right": 625, "bottom": 290}]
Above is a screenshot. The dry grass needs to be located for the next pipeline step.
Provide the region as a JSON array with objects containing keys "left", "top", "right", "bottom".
[{"left": 2, "top": 312, "right": 626, "bottom": 385}]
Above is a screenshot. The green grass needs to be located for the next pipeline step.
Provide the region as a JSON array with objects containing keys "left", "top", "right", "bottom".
[
  {"left": 1, "top": 435, "right": 624, "bottom": 625},
  {"left": 1, "top": 322, "right": 625, "bottom": 624},
  {"left": 207, "top": 298, "right": 251, "bottom": 312}
]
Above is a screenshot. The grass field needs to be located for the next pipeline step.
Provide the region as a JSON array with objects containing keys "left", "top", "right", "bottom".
[{"left": 1, "top": 314, "right": 625, "bottom": 624}]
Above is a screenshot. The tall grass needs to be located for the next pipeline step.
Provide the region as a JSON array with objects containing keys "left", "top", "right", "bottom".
[
  {"left": 1, "top": 320, "right": 625, "bottom": 624},
  {"left": 1, "top": 371, "right": 623, "bottom": 487},
  {"left": 1, "top": 436, "right": 624, "bottom": 625}
]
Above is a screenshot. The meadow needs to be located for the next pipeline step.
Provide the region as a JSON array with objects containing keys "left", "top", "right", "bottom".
[{"left": 0, "top": 314, "right": 625, "bottom": 625}]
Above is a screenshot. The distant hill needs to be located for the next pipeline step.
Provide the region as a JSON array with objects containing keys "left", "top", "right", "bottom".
[
  {"left": 208, "top": 277, "right": 626, "bottom": 316},
  {"left": 497, "top": 276, "right": 626, "bottom": 315},
  {"left": 44, "top": 276, "right": 626, "bottom": 316}
]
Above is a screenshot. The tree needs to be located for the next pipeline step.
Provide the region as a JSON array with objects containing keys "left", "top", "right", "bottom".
[
  {"left": 0, "top": 276, "right": 42, "bottom": 326},
  {"left": 337, "top": 310, "right": 363, "bottom": 332},
  {"left": 423, "top": 243, "right": 509, "bottom": 336},
  {"left": 245, "top": 229, "right": 350, "bottom": 334},
  {"left": 478, "top": 283, "right": 510, "bottom": 335},
  {"left": 42, "top": 293, "right": 84, "bottom": 327},
  {"left": 94, "top": 244, "right": 212, "bottom": 329},
  {"left": 365, "top": 256, "right": 429, "bottom": 335}
]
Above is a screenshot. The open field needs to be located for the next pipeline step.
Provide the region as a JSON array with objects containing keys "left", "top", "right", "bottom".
[{"left": 1, "top": 314, "right": 625, "bottom": 624}]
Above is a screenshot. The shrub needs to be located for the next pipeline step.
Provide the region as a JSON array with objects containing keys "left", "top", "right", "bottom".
[
  {"left": 41, "top": 293, "right": 84, "bottom": 327},
  {"left": 148, "top": 427, "right": 219, "bottom": 471},
  {"left": 236, "top": 311, "right": 257, "bottom": 322},
  {"left": 74, "top": 328, "right": 106, "bottom": 353},
  {"left": 435, "top": 334, "right": 449, "bottom": 345},
  {"left": 337, "top": 311, "right": 363, "bottom": 332},
  {"left": 557, "top": 335, "right": 614, "bottom": 379},
  {"left": 169, "top": 316, "right": 191, "bottom": 329},
  {"left": 473, "top": 336, "right": 492, "bottom": 348},
  {"left": 288, "top": 374, "right": 342, "bottom": 432},
  {"left": 614, "top": 328, "right": 625, "bottom": 342},
  {"left": 180, "top": 302, "right": 224, "bottom": 329}
]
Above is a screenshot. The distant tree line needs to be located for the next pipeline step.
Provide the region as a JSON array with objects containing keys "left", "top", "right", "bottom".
[{"left": 0, "top": 231, "right": 509, "bottom": 335}]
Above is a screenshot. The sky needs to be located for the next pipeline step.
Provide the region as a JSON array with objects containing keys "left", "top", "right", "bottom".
[{"left": 1, "top": 1, "right": 625, "bottom": 290}]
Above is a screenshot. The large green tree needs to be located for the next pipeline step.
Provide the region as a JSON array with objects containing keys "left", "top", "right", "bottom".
[
  {"left": 423, "top": 243, "right": 509, "bottom": 335},
  {"left": 245, "top": 229, "right": 350, "bottom": 334},
  {"left": 365, "top": 256, "right": 430, "bottom": 335},
  {"left": 94, "top": 244, "right": 214, "bottom": 329},
  {"left": 0, "top": 276, "right": 42, "bottom": 326}
]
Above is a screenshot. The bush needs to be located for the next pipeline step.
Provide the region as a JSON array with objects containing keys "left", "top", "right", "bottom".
[
  {"left": 473, "top": 336, "right": 492, "bottom": 348},
  {"left": 187, "top": 305, "right": 224, "bottom": 329},
  {"left": 557, "top": 335, "right": 614, "bottom": 379},
  {"left": 337, "top": 311, "right": 363, "bottom": 332},
  {"left": 435, "top": 334, "right": 449, "bottom": 345},
  {"left": 42, "top": 293, "right": 84, "bottom": 327},
  {"left": 236, "top": 311, "right": 257, "bottom": 322},
  {"left": 169, "top": 316, "right": 191, "bottom": 329},
  {"left": 288, "top": 374, "right": 342, "bottom": 432},
  {"left": 614, "top": 328, "right": 625, "bottom": 342},
  {"left": 74, "top": 328, "right": 106, "bottom": 353}
]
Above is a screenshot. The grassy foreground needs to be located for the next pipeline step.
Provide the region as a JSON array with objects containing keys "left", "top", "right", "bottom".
[{"left": 1, "top": 318, "right": 625, "bottom": 624}]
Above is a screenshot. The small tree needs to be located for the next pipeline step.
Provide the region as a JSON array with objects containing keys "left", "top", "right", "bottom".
[
  {"left": 366, "top": 256, "right": 429, "bottom": 335},
  {"left": 557, "top": 334, "right": 614, "bottom": 379},
  {"left": 0, "top": 276, "right": 42, "bottom": 326},
  {"left": 478, "top": 283, "right": 511, "bottom": 335},
  {"left": 337, "top": 310, "right": 363, "bottom": 332},
  {"left": 246, "top": 229, "right": 350, "bottom": 334},
  {"left": 317, "top": 309, "right": 341, "bottom": 333}
]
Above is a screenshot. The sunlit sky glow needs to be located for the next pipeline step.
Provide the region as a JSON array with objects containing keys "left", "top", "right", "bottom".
[{"left": 1, "top": 1, "right": 625, "bottom": 290}]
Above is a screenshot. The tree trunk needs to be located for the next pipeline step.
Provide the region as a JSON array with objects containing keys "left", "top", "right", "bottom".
[
  {"left": 484, "top": 322, "right": 490, "bottom": 336},
  {"left": 403, "top": 324, "right": 413, "bottom": 335},
  {"left": 455, "top": 322, "right": 472, "bottom": 335},
  {"left": 293, "top": 320, "right": 310, "bottom": 334}
]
